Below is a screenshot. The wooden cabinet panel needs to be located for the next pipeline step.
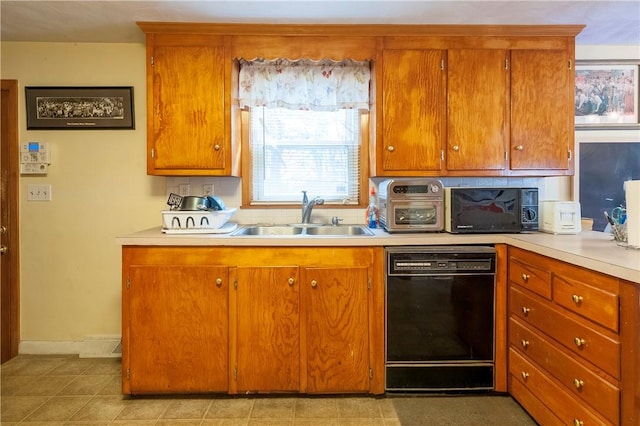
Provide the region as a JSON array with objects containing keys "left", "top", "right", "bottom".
[
  {"left": 304, "top": 266, "right": 370, "bottom": 393},
  {"left": 553, "top": 274, "right": 619, "bottom": 333},
  {"left": 510, "top": 49, "right": 573, "bottom": 172},
  {"left": 509, "top": 377, "right": 564, "bottom": 425},
  {"left": 508, "top": 256, "right": 552, "bottom": 300},
  {"left": 510, "top": 286, "right": 620, "bottom": 379},
  {"left": 510, "top": 349, "right": 613, "bottom": 425},
  {"left": 447, "top": 49, "right": 509, "bottom": 171},
  {"left": 147, "top": 34, "right": 228, "bottom": 175},
  {"left": 236, "top": 266, "right": 300, "bottom": 392},
  {"left": 510, "top": 318, "right": 620, "bottom": 423},
  {"left": 381, "top": 49, "right": 445, "bottom": 173},
  {"left": 127, "top": 265, "right": 228, "bottom": 393}
]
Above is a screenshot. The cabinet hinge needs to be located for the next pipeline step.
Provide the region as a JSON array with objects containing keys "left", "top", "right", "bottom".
[
  {"left": 367, "top": 277, "right": 372, "bottom": 290},
  {"left": 568, "top": 59, "right": 572, "bottom": 70},
  {"left": 369, "top": 368, "right": 373, "bottom": 380},
  {"left": 440, "top": 150, "right": 444, "bottom": 161},
  {"left": 233, "top": 279, "right": 237, "bottom": 290},
  {"left": 150, "top": 56, "right": 154, "bottom": 66},
  {"left": 505, "top": 58, "right": 509, "bottom": 70},
  {"left": 568, "top": 150, "right": 572, "bottom": 160},
  {"left": 504, "top": 151, "right": 508, "bottom": 161},
  {"left": 126, "top": 277, "right": 130, "bottom": 289},
  {"left": 151, "top": 148, "right": 155, "bottom": 159},
  {"left": 233, "top": 367, "right": 237, "bottom": 381},
  {"left": 126, "top": 368, "right": 130, "bottom": 380},
  {"left": 440, "top": 59, "right": 445, "bottom": 71}
]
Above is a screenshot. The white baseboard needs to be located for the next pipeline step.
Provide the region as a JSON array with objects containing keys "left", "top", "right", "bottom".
[{"left": 19, "top": 335, "right": 122, "bottom": 358}]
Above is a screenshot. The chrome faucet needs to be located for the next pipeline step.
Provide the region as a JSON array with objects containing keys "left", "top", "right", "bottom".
[{"left": 301, "top": 190, "right": 324, "bottom": 224}]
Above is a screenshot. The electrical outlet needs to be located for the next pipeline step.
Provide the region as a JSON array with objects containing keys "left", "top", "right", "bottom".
[
  {"left": 203, "top": 184, "right": 214, "bottom": 196},
  {"left": 27, "top": 184, "right": 52, "bottom": 201},
  {"left": 179, "top": 184, "right": 190, "bottom": 196}
]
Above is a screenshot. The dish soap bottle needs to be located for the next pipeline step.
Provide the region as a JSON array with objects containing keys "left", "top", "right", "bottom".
[{"left": 366, "top": 186, "right": 379, "bottom": 229}]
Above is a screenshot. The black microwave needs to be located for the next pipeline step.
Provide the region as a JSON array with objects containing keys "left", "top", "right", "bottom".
[{"left": 444, "top": 187, "right": 538, "bottom": 233}]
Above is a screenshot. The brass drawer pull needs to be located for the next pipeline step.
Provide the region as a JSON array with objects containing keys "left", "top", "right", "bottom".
[
  {"left": 572, "top": 294, "right": 583, "bottom": 304},
  {"left": 387, "top": 145, "right": 395, "bottom": 152},
  {"left": 521, "top": 307, "right": 530, "bottom": 315},
  {"left": 311, "top": 279, "right": 317, "bottom": 288},
  {"left": 288, "top": 277, "right": 295, "bottom": 286},
  {"left": 573, "top": 419, "right": 584, "bottom": 426},
  {"left": 520, "top": 339, "right": 529, "bottom": 349},
  {"left": 521, "top": 273, "right": 530, "bottom": 283},
  {"left": 573, "top": 378, "right": 584, "bottom": 389},
  {"left": 574, "top": 337, "right": 586, "bottom": 348},
  {"left": 215, "top": 278, "right": 222, "bottom": 287},
  {"left": 521, "top": 371, "right": 529, "bottom": 380}
]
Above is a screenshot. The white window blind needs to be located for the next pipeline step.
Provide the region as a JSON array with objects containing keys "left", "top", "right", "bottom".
[{"left": 250, "top": 107, "right": 361, "bottom": 204}]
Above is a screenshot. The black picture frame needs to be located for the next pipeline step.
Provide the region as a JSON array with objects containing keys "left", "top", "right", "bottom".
[
  {"left": 575, "top": 60, "right": 639, "bottom": 130},
  {"left": 25, "top": 86, "right": 134, "bottom": 130}
]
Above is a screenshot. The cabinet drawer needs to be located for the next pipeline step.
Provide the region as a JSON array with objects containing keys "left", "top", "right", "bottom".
[
  {"left": 509, "top": 256, "right": 551, "bottom": 299},
  {"left": 510, "top": 349, "right": 613, "bottom": 426},
  {"left": 510, "top": 317, "right": 620, "bottom": 424},
  {"left": 509, "top": 376, "right": 564, "bottom": 426},
  {"left": 510, "top": 286, "right": 620, "bottom": 379},
  {"left": 553, "top": 274, "right": 619, "bottom": 333}
]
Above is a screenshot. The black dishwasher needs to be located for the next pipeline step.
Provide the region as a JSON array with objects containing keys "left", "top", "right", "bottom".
[{"left": 385, "top": 246, "right": 496, "bottom": 392}]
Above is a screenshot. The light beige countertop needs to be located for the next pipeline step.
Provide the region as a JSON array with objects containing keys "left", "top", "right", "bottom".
[{"left": 118, "top": 226, "right": 639, "bottom": 283}]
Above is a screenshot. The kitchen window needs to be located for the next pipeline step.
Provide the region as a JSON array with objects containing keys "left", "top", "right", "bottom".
[{"left": 239, "top": 58, "right": 371, "bottom": 206}]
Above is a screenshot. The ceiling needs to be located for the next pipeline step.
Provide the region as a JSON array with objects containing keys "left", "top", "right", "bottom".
[{"left": 1, "top": 1, "right": 639, "bottom": 45}]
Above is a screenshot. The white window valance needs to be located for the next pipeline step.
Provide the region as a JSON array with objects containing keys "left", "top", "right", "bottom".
[{"left": 238, "top": 58, "right": 371, "bottom": 111}]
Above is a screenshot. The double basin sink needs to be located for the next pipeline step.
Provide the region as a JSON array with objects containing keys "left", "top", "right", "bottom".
[{"left": 230, "top": 224, "right": 374, "bottom": 237}]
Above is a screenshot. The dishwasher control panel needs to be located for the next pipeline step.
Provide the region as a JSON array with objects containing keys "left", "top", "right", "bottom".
[{"left": 386, "top": 246, "right": 495, "bottom": 275}]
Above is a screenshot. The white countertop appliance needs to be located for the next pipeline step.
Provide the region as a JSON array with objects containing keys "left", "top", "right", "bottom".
[{"left": 540, "top": 200, "right": 581, "bottom": 234}]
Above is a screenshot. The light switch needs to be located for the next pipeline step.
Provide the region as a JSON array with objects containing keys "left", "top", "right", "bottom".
[{"left": 27, "top": 184, "right": 52, "bottom": 201}]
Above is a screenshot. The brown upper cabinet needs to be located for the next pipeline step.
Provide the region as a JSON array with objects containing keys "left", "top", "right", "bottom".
[{"left": 138, "top": 23, "right": 582, "bottom": 177}]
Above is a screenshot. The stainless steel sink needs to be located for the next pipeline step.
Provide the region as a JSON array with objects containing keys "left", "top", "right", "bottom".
[
  {"left": 305, "top": 226, "right": 374, "bottom": 236},
  {"left": 230, "top": 224, "right": 373, "bottom": 237},
  {"left": 231, "top": 226, "right": 304, "bottom": 236}
]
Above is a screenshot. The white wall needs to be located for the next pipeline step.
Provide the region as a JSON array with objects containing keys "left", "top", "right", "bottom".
[{"left": 1, "top": 41, "right": 638, "bottom": 355}]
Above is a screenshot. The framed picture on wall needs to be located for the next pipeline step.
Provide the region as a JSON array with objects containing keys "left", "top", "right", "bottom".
[
  {"left": 25, "top": 86, "right": 135, "bottom": 130},
  {"left": 575, "top": 60, "right": 639, "bottom": 129}
]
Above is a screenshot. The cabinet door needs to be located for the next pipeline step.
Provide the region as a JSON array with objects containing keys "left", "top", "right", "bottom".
[
  {"left": 381, "top": 49, "right": 446, "bottom": 173},
  {"left": 149, "top": 34, "right": 226, "bottom": 174},
  {"left": 127, "top": 265, "right": 228, "bottom": 393},
  {"left": 304, "top": 266, "right": 370, "bottom": 393},
  {"left": 447, "top": 49, "right": 509, "bottom": 171},
  {"left": 511, "top": 50, "right": 573, "bottom": 172},
  {"left": 235, "top": 266, "right": 300, "bottom": 392}
]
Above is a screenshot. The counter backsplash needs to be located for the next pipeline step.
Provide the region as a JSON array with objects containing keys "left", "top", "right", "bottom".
[{"left": 166, "top": 176, "right": 551, "bottom": 226}]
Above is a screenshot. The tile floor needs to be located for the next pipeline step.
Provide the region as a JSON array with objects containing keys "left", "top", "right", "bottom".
[{"left": 1, "top": 355, "right": 537, "bottom": 425}]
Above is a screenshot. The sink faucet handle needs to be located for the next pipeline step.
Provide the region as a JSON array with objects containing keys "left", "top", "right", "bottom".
[
  {"left": 302, "top": 190, "right": 308, "bottom": 205},
  {"left": 331, "top": 216, "right": 343, "bottom": 226}
]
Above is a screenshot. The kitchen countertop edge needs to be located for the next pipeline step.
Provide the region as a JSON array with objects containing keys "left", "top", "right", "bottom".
[{"left": 117, "top": 227, "right": 640, "bottom": 283}]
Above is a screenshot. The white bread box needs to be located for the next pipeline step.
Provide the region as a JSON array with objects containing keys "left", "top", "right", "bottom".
[{"left": 540, "top": 201, "right": 582, "bottom": 234}]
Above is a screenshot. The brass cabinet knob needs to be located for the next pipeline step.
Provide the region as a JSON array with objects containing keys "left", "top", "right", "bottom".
[
  {"left": 573, "top": 378, "right": 584, "bottom": 389},
  {"left": 573, "top": 419, "right": 584, "bottom": 426},
  {"left": 288, "top": 277, "right": 295, "bottom": 286},
  {"left": 572, "top": 294, "right": 583, "bottom": 304},
  {"left": 522, "top": 307, "right": 530, "bottom": 315},
  {"left": 452, "top": 145, "right": 460, "bottom": 152},
  {"left": 521, "top": 273, "right": 530, "bottom": 283},
  {"left": 515, "top": 145, "right": 524, "bottom": 151},
  {"left": 0, "top": 246, "right": 7, "bottom": 254},
  {"left": 0, "top": 225, "right": 6, "bottom": 234},
  {"left": 387, "top": 146, "right": 394, "bottom": 152},
  {"left": 311, "top": 279, "right": 317, "bottom": 288},
  {"left": 521, "top": 371, "right": 529, "bottom": 380},
  {"left": 214, "top": 144, "right": 221, "bottom": 151},
  {"left": 215, "top": 278, "right": 222, "bottom": 287},
  {"left": 521, "top": 339, "right": 530, "bottom": 349},
  {"left": 574, "top": 337, "right": 586, "bottom": 348}
]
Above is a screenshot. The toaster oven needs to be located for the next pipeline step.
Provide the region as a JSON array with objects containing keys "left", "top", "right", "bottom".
[{"left": 378, "top": 179, "right": 444, "bottom": 233}]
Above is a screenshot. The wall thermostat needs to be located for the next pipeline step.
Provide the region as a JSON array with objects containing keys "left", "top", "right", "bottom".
[{"left": 20, "top": 141, "right": 51, "bottom": 175}]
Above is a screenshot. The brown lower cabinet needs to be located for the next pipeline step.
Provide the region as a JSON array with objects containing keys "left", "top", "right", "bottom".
[
  {"left": 121, "top": 246, "right": 385, "bottom": 395},
  {"left": 508, "top": 246, "right": 639, "bottom": 426}
]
